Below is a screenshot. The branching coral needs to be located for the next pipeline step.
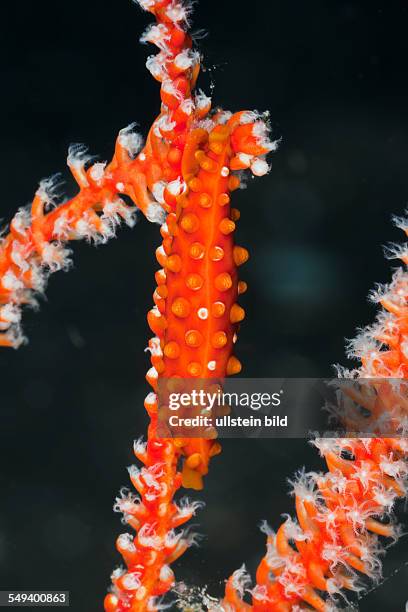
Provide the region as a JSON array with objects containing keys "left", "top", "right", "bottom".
[
  {"left": 1, "top": 0, "right": 406, "bottom": 611},
  {"left": 0, "top": 0, "right": 275, "bottom": 610},
  {"left": 223, "top": 221, "right": 408, "bottom": 610},
  {"left": 0, "top": 1, "right": 273, "bottom": 352}
]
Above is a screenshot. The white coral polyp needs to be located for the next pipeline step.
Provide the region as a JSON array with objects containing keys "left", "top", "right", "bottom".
[{"left": 118, "top": 123, "right": 144, "bottom": 159}]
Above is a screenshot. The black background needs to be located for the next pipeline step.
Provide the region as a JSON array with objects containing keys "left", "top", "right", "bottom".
[{"left": 1, "top": 1, "right": 408, "bottom": 610}]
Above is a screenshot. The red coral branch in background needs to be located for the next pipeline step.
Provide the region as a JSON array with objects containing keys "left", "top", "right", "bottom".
[{"left": 224, "top": 221, "right": 408, "bottom": 610}]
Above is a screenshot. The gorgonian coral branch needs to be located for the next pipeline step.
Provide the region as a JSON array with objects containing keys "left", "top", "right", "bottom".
[
  {"left": 223, "top": 218, "right": 408, "bottom": 610},
  {"left": 0, "top": 0, "right": 276, "bottom": 609},
  {"left": 104, "top": 0, "right": 276, "bottom": 608}
]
